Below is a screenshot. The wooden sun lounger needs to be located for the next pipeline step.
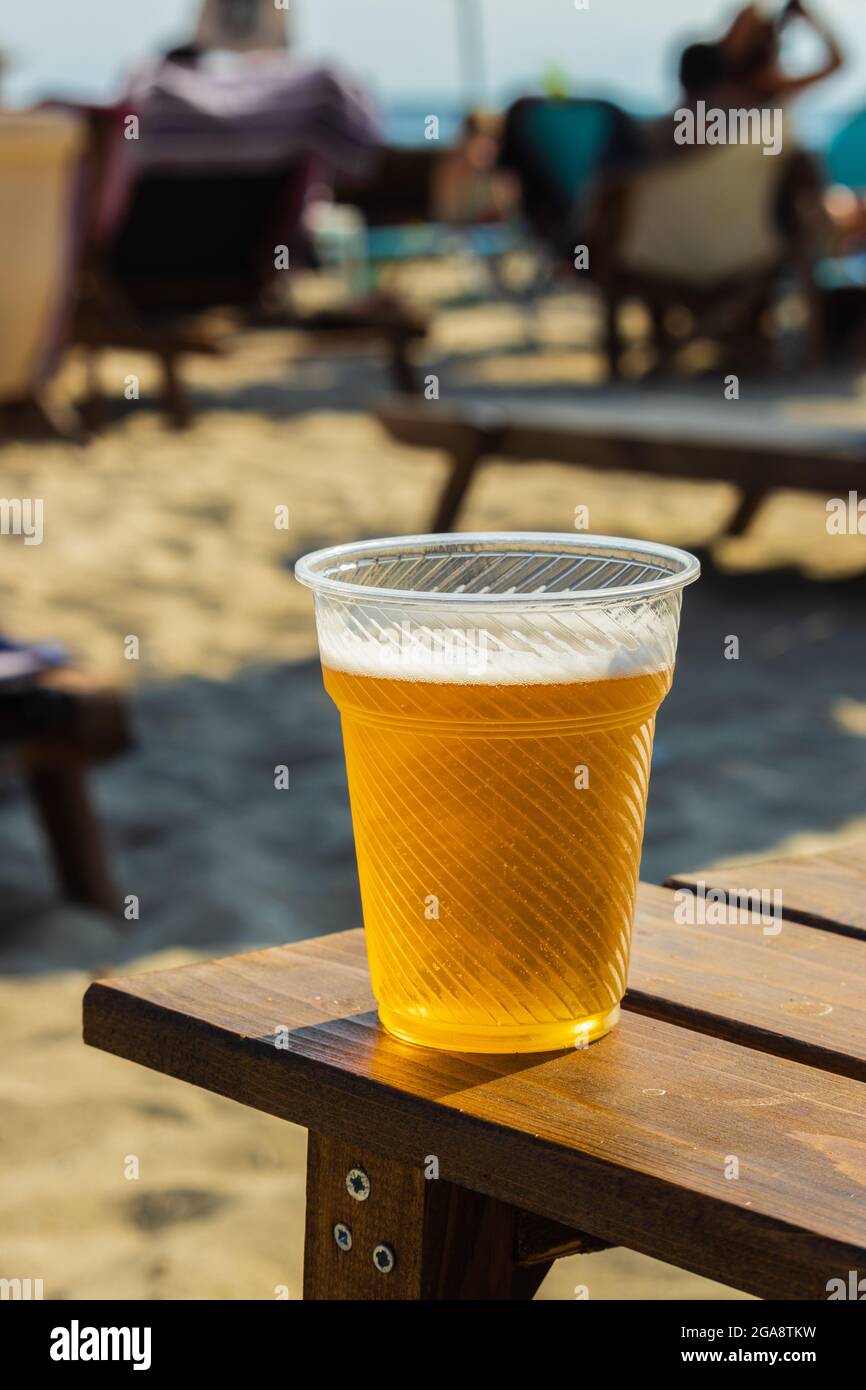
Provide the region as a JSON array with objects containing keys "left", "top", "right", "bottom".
[
  {"left": 76, "top": 293, "right": 428, "bottom": 430},
  {"left": 2, "top": 670, "right": 132, "bottom": 913},
  {"left": 376, "top": 395, "right": 866, "bottom": 537},
  {"left": 83, "top": 843, "right": 866, "bottom": 1299},
  {"left": 72, "top": 132, "right": 429, "bottom": 429}
]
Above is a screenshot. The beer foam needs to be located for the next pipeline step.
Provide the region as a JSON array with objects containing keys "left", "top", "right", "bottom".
[{"left": 316, "top": 610, "right": 673, "bottom": 684}]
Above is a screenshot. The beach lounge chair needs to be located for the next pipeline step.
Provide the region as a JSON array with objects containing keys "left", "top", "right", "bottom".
[
  {"left": 74, "top": 146, "right": 427, "bottom": 427},
  {"left": 0, "top": 110, "right": 86, "bottom": 439},
  {"left": 1, "top": 658, "right": 132, "bottom": 914},
  {"left": 591, "top": 138, "right": 823, "bottom": 375},
  {"left": 499, "top": 99, "right": 822, "bottom": 373},
  {"left": 84, "top": 841, "right": 866, "bottom": 1298},
  {"left": 72, "top": 151, "right": 293, "bottom": 429},
  {"left": 498, "top": 96, "right": 643, "bottom": 258}
]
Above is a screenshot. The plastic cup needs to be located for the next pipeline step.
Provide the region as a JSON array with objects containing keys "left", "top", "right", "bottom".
[{"left": 296, "top": 532, "right": 699, "bottom": 1053}]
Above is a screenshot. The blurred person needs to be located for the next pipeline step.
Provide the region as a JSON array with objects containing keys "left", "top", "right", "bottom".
[
  {"left": 650, "top": 2, "right": 844, "bottom": 155},
  {"left": 718, "top": 0, "right": 844, "bottom": 105},
  {"left": 430, "top": 111, "right": 519, "bottom": 225},
  {"left": 586, "top": 2, "right": 849, "bottom": 375},
  {"left": 719, "top": 4, "right": 866, "bottom": 251},
  {"left": 193, "top": 0, "right": 290, "bottom": 53},
  {"left": 648, "top": 3, "right": 861, "bottom": 254}
]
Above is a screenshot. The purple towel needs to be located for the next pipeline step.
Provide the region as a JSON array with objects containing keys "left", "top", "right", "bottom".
[{"left": 120, "top": 53, "right": 381, "bottom": 181}]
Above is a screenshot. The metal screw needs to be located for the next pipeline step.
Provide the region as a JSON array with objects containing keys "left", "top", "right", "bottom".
[
  {"left": 346, "top": 1167, "right": 371, "bottom": 1202},
  {"left": 373, "top": 1243, "right": 396, "bottom": 1274},
  {"left": 333, "top": 1222, "right": 353, "bottom": 1252}
]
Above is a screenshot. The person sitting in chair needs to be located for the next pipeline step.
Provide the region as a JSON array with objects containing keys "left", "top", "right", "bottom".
[{"left": 647, "top": 2, "right": 844, "bottom": 160}]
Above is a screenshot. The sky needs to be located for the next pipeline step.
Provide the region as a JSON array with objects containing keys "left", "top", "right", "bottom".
[{"left": 1, "top": 0, "right": 865, "bottom": 117}]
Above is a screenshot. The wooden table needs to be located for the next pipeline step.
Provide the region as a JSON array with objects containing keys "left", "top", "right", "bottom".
[{"left": 83, "top": 847, "right": 866, "bottom": 1300}]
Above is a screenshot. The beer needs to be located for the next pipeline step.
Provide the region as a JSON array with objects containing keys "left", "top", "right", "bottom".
[
  {"left": 323, "top": 658, "right": 673, "bottom": 1052},
  {"left": 296, "top": 531, "right": 699, "bottom": 1054}
]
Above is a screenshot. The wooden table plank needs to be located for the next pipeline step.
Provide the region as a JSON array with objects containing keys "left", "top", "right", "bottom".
[
  {"left": 628, "top": 883, "right": 866, "bottom": 1081},
  {"left": 376, "top": 398, "right": 866, "bottom": 494},
  {"left": 83, "top": 926, "right": 866, "bottom": 1300},
  {"left": 666, "top": 845, "right": 866, "bottom": 942}
]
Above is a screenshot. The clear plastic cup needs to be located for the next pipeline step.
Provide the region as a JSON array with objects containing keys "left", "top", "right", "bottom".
[{"left": 296, "top": 533, "right": 699, "bottom": 1053}]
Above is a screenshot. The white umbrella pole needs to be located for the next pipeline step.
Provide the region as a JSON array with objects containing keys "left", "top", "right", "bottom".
[{"left": 455, "top": 0, "right": 486, "bottom": 109}]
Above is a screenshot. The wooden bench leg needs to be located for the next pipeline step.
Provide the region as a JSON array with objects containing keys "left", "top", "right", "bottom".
[
  {"left": 303, "top": 1134, "right": 612, "bottom": 1300},
  {"left": 160, "top": 353, "right": 192, "bottom": 431},
  {"left": 304, "top": 1134, "right": 549, "bottom": 1300},
  {"left": 430, "top": 431, "right": 491, "bottom": 532},
  {"left": 25, "top": 761, "right": 119, "bottom": 915},
  {"left": 726, "top": 487, "right": 770, "bottom": 537},
  {"left": 80, "top": 350, "right": 107, "bottom": 433},
  {"left": 602, "top": 291, "right": 623, "bottom": 381},
  {"left": 387, "top": 334, "right": 418, "bottom": 395}
]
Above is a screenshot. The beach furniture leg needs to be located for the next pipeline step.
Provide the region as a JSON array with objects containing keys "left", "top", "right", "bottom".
[
  {"left": 387, "top": 334, "right": 418, "bottom": 395},
  {"left": 602, "top": 291, "right": 623, "bottom": 380},
  {"left": 160, "top": 352, "right": 193, "bottom": 430},
  {"left": 648, "top": 301, "right": 679, "bottom": 374},
  {"left": 25, "top": 761, "right": 119, "bottom": 914},
  {"left": 303, "top": 1132, "right": 562, "bottom": 1300},
  {"left": 80, "top": 349, "right": 107, "bottom": 432},
  {"left": 725, "top": 487, "right": 770, "bottom": 537},
  {"left": 430, "top": 429, "right": 490, "bottom": 532}
]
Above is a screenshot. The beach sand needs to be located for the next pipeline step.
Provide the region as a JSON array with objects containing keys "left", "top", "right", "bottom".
[{"left": 2, "top": 280, "right": 866, "bottom": 1299}]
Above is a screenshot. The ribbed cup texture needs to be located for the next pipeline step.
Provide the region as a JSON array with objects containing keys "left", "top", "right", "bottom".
[{"left": 327, "top": 662, "right": 670, "bottom": 1050}]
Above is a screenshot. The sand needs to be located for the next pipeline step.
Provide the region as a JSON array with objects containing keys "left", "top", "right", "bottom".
[{"left": 2, "top": 279, "right": 866, "bottom": 1299}]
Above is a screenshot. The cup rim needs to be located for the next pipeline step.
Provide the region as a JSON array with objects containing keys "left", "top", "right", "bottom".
[{"left": 294, "top": 532, "right": 700, "bottom": 607}]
